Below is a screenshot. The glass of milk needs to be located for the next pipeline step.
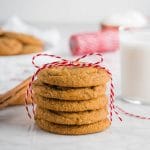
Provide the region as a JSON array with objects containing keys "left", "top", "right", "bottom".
[{"left": 120, "top": 27, "right": 150, "bottom": 104}]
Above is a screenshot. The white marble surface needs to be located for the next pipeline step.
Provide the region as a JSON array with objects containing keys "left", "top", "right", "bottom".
[
  {"left": 0, "top": 24, "right": 150, "bottom": 150},
  {"left": 0, "top": 102, "right": 150, "bottom": 150}
]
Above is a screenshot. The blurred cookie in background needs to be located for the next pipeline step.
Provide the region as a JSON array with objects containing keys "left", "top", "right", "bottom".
[
  {"left": 0, "top": 37, "right": 22, "bottom": 55},
  {"left": 4, "top": 31, "right": 43, "bottom": 46},
  {"left": 22, "top": 44, "right": 43, "bottom": 54},
  {"left": 0, "top": 29, "right": 4, "bottom": 36},
  {"left": 0, "top": 30, "right": 44, "bottom": 56}
]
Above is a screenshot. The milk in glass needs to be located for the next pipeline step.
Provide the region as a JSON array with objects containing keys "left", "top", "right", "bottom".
[{"left": 120, "top": 29, "right": 150, "bottom": 104}]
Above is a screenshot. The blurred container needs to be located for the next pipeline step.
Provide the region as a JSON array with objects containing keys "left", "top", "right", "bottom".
[
  {"left": 120, "top": 27, "right": 150, "bottom": 104},
  {"left": 101, "top": 11, "right": 148, "bottom": 31}
]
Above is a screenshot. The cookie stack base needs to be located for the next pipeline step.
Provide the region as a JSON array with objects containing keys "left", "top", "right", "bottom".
[{"left": 35, "top": 118, "right": 110, "bottom": 135}]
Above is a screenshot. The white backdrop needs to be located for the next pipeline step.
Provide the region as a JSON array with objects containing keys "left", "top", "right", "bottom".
[{"left": 0, "top": 0, "right": 150, "bottom": 23}]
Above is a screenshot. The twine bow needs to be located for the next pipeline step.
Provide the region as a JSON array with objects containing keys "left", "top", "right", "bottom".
[{"left": 25, "top": 53, "right": 122, "bottom": 122}]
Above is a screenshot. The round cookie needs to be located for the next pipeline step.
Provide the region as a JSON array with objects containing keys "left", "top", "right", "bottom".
[
  {"left": 35, "top": 107, "right": 108, "bottom": 125},
  {"left": 0, "top": 37, "right": 22, "bottom": 55},
  {"left": 34, "top": 94, "right": 108, "bottom": 112},
  {"left": 32, "top": 80, "right": 106, "bottom": 100},
  {"left": 4, "top": 31, "right": 43, "bottom": 46},
  {"left": 35, "top": 118, "right": 110, "bottom": 135},
  {"left": 21, "top": 45, "right": 43, "bottom": 54},
  {"left": 37, "top": 66, "right": 110, "bottom": 87}
]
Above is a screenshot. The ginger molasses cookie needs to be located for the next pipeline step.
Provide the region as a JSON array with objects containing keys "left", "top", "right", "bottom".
[
  {"left": 35, "top": 107, "right": 108, "bottom": 125},
  {"left": 37, "top": 66, "right": 110, "bottom": 87},
  {"left": 0, "top": 37, "right": 22, "bottom": 55},
  {"left": 21, "top": 45, "right": 43, "bottom": 54},
  {"left": 34, "top": 95, "right": 108, "bottom": 112},
  {"left": 4, "top": 31, "right": 43, "bottom": 46},
  {"left": 32, "top": 80, "right": 106, "bottom": 100},
  {"left": 35, "top": 118, "right": 110, "bottom": 135}
]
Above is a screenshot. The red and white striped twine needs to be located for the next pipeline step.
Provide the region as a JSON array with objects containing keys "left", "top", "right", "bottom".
[
  {"left": 25, "top": 53, "right": 150, "bottom": 122},
  {"left": 116, "top": 106, "right": 150, "bottom": 120}
]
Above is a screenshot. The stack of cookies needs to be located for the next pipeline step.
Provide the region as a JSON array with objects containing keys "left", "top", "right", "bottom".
[
  {"left": 33, "top": 66, "right": 110, "bottom": 135},
  {"left": 0, "top": 30, "right": 43, "bottom": 55}
]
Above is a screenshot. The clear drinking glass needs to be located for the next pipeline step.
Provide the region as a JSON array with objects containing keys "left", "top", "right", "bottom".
[{"left": 120, "top": 27, "right": 150, "bottom": 105}]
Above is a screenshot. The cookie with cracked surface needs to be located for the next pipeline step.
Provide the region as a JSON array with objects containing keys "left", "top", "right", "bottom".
[
  {"left": 32, "top": 80, "right": 106, "bottom": 100},
  {"left": 37, "top": 66, "right": 110, "bottom": 87},
  {"left": 35, "top": 118, "right": 110, "bottom": 135},
  {"left": 34, "top": 94, "right": 108, "bottom": 112},
  {"left": 4, "top": 31, "right": 43, "bottom": 46},
  {"left": 0, "top": 37, "right": 22, "bottom": 55},
  {"left": 35, "top": 107, "right": 108, "bottom": 125}
]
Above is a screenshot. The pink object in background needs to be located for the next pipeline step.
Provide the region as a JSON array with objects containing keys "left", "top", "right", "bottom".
[{"left": 69, "top": 30, "right": 119, "bottom": 55}]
